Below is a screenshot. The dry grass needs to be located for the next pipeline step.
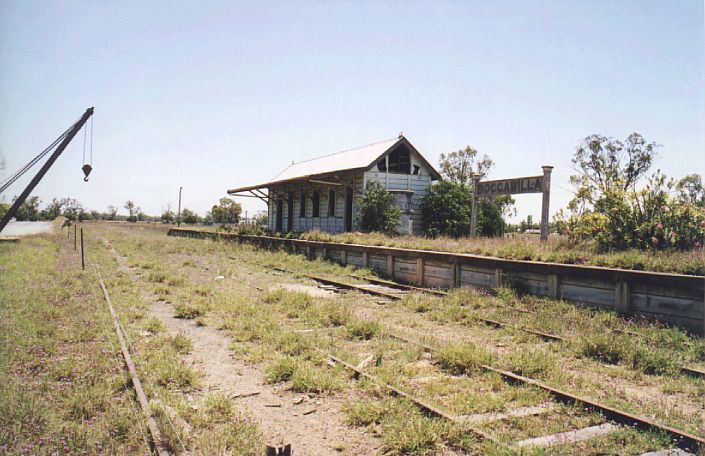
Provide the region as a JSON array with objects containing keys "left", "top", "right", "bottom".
[{"left": 36, "top": 221, "right": 703, "bottom": 455}]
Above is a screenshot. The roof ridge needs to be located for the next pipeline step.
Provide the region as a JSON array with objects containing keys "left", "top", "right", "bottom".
[{"left": 290, "top": 136, "right": 400, "bottom": 166}]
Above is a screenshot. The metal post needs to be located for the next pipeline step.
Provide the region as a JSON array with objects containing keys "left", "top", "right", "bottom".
[
  {"left": 74, "top": 225, "right": 77, "bottom": 250},
  {"left": 540, "top": 166, "right": 553, "bottom": 242},
  {"left": 80, "top": 228, "right": 85, "bottom": 270},
  {"left": 177, "top": 186, "right": 183, "bottom": 226},
  {"left": 470, "top": 174, "right": 481, "bottom": 238}
]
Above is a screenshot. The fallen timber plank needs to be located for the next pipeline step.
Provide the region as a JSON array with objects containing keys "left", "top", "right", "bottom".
[
  {"left": 513, "top": 423, "right": 619, "bottom": 448},
  {"left": 458, "top": 404, "right": 552, "bottom": 424},
  {"left": 639, "top": 449, "right": 692, "bottom": 455},
  {"left": 350, "top": 274, "right": 448, "bottom": 296}
]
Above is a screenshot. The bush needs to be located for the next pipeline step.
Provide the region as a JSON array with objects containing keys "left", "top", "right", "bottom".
[
  {"left": 420, "top": 180, "right": 510, "bottom": 238},
  {"left": 355, "top": 181, "right": 402, "bottom": 235},
  {"left": 420, "top": 180, "right": 473, "bottom": 238}
]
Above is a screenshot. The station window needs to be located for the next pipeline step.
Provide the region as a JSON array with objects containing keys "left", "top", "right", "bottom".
[
  {"left": 312, "top": 190, "right": 320, "bottom": 217},
  {"left": 299, "top": 191, "right": 306, "bottom": 217},
  {"left": 328, "top": 190, "right": 336, "bottom": 216}
]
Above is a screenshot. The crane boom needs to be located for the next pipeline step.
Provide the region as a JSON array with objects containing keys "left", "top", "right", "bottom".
[{"left": 0, "top": 107, "right": 94, "bottom": 234}]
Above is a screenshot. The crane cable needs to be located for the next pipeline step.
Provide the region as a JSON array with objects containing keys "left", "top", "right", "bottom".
[{"left": 0, "top": 114, "right": 82, "bottom": 194}]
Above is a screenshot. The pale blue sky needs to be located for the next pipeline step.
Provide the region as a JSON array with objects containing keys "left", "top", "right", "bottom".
[{"left": 1, "top": 1, "right": 703, "bottom": 222}]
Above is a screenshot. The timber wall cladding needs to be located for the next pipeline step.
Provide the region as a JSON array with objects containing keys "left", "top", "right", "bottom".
[{"left": 167, "top": 229, "right": 705, "bottom": 335}]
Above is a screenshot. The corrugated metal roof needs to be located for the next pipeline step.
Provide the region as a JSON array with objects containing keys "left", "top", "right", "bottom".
[
  {"left": 227, "top": 135, "right": 441, "bottom": 194},
  {"left": 272, "top": 137, "right": 400, "bottom": 182}
]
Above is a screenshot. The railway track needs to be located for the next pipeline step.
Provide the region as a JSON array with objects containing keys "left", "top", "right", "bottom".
[
  {"left": 264, "top": 263, "right": 705, "bottom": 380},
  {"left": 254, "top": 263, "right": 704, "bottom": 453}
]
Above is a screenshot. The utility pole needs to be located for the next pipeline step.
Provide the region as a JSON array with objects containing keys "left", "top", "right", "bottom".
[{"left": 177, "top": 186, "right": 183, "bottom": 226}]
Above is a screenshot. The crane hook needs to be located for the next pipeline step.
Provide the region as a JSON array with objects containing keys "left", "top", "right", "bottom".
[{"left": 82, "top": 164, "right": 92, "bottom": 182}]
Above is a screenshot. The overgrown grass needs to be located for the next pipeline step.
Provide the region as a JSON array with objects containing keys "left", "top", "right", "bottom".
[
  {"left": 266, "top": 356, "right": 341, "bottom": 393},
  {"left": 436, "top": 343, "right": 492, "bottom": 375},
  {"left": 574, "top": 332, "right": 679, "bottom": 375},
  {"left": 0, "top": 236, "right": 146, "bottom": 454},
  {"left": 343, "top": 397, "right": 472, "bottom": 454}
]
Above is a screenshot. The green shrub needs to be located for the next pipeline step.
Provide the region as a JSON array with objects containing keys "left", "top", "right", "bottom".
[{"left": 355, "top": 181, "right": 402, "bottom": 235}]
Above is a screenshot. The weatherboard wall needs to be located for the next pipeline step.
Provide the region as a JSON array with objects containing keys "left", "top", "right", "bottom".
[{"left": 167, "top": 229, "right": 705, "bottom": 335}]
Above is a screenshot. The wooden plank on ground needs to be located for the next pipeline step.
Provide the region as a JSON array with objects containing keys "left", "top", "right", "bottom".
[
  {"left": 513, "top": 423, "right": 618, "bottom": 448},
  {"left": 638, "top": 449, "right": 692, "bottom": 456},
  {"left": 458, "top": 404, "right": 552, "bottom": 423}
]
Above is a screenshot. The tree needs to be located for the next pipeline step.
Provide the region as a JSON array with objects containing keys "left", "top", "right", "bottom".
[
  {"left": 61, "top": 198, "right": 83, "bottom": 221},
  {"left": 211, "top": 197, "right": 242, "bottom": 224},
  {"left": 13, "top": 195, "right": 41, "bottom": 221},
  {"left": 0, "top": 202, "right": 9, "bottom": 220},
  {"left": 420, "top": 180, "right": 473, "bottom": 237},
  {"left": 161, "top": 209, "right": 175, "bottom": 224},
  {"left": 107, "top": 205, "right": 118, "bottom": 220},
  {"left": 478, "top": 199, "right": 506, "bottom": 237},
  {"left": 41, "top": 198, "right": 64, "bottom": 220},
  {"left": 355, "top": 181, "right": 402, "bottom": 235},
  {"left": 124, "top": 200, "right": 139, "bottom": 222},
  {"left": 676, "top": 174, "right": 704, "bottom": 207},
  {"left": 253, "top": 211, "right": 268, "bottom": 227},
  {"left": 570, "top": 133, "right": 658, "bottom": 210},
  {"left": 180, "top": 208, "right": 201, "bottom": 224},
  {"left": 439, "top": 146, "right": 493, "bottom": 185}
]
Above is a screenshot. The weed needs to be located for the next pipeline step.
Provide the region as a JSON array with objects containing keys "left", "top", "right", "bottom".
[
  {"left": 305, "top": 301, "right": 350, "bottom": 327},
  {"left": 266, "top": 357, "right": 341, "bottom": 393},
  {"left": 169, "top": 333, "right": 193, "bottom": 354},
  {"left": 148, "top": 270, "right": 168, "bottom": 283},
  {"left": 504, "top": 348, "right": 555, "bottom": 377},
  {"left": 436, "top": 343, "right": 492, "bottom": 375},
  {"left": 174, "top": 301, "right": 207, "bottom": 319},
  {"left": 289, "top": 361, "right": 341, "bottom": 393},
  {"left": 274, "top": 332, "right": 312, "bottom": 356},
  {"left": 346, "top": 320, "right": 380, "bottom": 340},
  {"left": 265, "top": 288, "right": 313, "bottom": 318},
  {"left": 266, "top": 357, "right": 299, "bottom": 383},
  {"left": 574, "top": 332, "right": 626, "bottom": 364}
]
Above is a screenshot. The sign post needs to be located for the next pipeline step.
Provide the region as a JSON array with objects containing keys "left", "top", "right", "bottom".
[
  {"left": 540, "top": 166, "right": 553, "bottom": 241},
  {"left": 470, "top": 173, "right": 482, "bottom": 238},
  {"left": 469, "top": 166, "right": 553, "bottom": 241}
]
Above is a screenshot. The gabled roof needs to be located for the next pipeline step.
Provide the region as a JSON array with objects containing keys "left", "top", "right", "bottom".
[{"left": 227, "top": 135, "right": 441, "bottom": 194}]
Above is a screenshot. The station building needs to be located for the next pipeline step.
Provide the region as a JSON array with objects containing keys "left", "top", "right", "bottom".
[{"left": 227, "top": 135, "right": 441, "bottom": 234}]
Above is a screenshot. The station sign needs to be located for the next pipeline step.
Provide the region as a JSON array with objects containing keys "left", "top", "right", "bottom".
[
  {"left": 475, "top": 175, "right": 544, "bottom": 197},
  {"left": 470, "top": 166, "right": 553, "bottom": 241}
]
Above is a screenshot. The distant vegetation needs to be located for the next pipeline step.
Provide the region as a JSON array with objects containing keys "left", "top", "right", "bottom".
[{"left": 555, "top": 133, "right": 705, "bottom": 252}]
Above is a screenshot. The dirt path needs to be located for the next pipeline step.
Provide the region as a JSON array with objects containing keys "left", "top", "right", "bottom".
[{"left": 107, "top": 242, "right": 382, "bottom": 455}]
